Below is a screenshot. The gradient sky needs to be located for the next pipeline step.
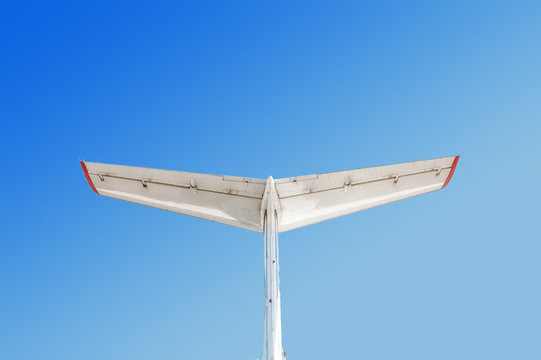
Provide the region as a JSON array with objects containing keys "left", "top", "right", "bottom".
[{"left": 1, "top": 2, "right": 540, "bottom": 359}]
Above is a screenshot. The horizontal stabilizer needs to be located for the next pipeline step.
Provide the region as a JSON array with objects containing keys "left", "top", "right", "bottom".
[
  {"left": 80, "top": 161, "right": 266, "bottom": 231},
  {"left": 274, "top": 156, "right": 459, "bottom": 231},
  {"left": 81, "top": 155, "right": 458, "bottom": 232}
]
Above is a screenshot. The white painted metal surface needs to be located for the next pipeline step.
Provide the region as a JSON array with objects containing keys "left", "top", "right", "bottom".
[
  {"left": 262, "top": 177, "right": 285, "bottom": 360},
  {"left": 81, "top": 161, "right": 267, "bottom": 231},
  {"left": 275, "top": 155, "right": 459, "bottom": 231},
  {"left": 81, "top": 155, "right": 459, "bottom": 360}
]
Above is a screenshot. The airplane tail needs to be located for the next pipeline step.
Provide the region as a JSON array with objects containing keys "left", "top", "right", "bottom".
[{"left": 80, "top": 155, "right": 459, "bottom": 360}]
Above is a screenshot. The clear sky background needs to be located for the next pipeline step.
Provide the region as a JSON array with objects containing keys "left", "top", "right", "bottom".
[{"left": 1, "top": 1, "right": 540, "bottom": 359}]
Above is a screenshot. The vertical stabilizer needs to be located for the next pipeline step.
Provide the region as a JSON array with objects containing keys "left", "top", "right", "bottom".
[{"left": 262, "top": 177, "right": 285, "bottom": 360}]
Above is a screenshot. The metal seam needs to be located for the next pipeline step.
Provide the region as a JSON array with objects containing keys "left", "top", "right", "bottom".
[
  {"left": 88, "top": 173, "right": 264, "bottom": 200},
  {"left": 278, "top": 166, "right": 453, "bottom": 199}
]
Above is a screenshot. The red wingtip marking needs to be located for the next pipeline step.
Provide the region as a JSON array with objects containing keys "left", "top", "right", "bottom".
[
  {"left": 80, "top": 161, "right": 99, "bottom": 195},
  {"left": 442, "top": 155, "right": 459, "bottom": 189}
]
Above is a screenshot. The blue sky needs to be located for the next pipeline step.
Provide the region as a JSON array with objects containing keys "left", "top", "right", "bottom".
[{"left": 1, "top": 1, "right": 540, "bottom": 359}]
